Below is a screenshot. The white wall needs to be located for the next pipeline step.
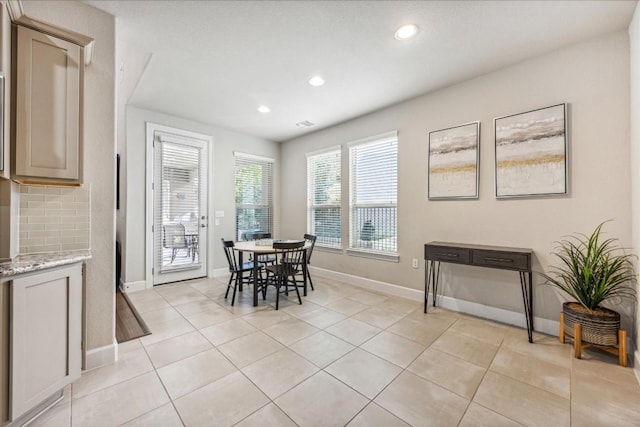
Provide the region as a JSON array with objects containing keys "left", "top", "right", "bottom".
[
  {"left": 21, "top": 1, "right": 116, "bottom": 356},
  {"left": 122, "top": 106, "right": 279, "bottom": 287},
  {"left": 628, "top": 3, "right": 640, "bottom": 378},
  {"left": 115, "top": 40, "right": 151, "bottom": 287},
  {"left": 281, "top": 31, "right": 632, "bottom": 330}
]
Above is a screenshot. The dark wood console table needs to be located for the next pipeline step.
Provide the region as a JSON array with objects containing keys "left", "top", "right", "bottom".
[{"left": 424, "top": 241, "right": 534, "bottom": 343}]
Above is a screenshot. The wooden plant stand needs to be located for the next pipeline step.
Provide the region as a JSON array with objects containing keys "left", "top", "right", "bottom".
[{"left": 559, "top": 312, "right": 627, "bottom": 367}]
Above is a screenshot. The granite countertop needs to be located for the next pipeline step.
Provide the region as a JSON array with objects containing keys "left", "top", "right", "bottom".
[{"left": 0, "top": 250, "right": 92, "bottom": 277}]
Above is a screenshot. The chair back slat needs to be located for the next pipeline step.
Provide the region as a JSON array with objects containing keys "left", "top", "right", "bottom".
[
  {"left": 221, "top": 238, "right": 239, "bottom": 272},
  {"left": 303, "top": 234, "right": 317, "bottom": 264},
  {"left": 273, "top": 240, "right": 305, "bottom": 274}
]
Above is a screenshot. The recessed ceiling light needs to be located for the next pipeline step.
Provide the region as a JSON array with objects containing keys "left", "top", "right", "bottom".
[
  {"left": 296, "top": 120, "right": 315, "bottom": 128},
  {"left": 257, "top": 105, "right": 270, "bottom": 113},
  {"left": 308, "top": 76, "right": 325, "bottom": 87},
  {"left": 394, "top": 24, "right": 419, "bottom": 40}
]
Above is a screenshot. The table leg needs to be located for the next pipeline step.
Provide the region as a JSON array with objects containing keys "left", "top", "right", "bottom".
[
  {"left": 519, "top": 271, "right": 534, "bottom": 343},
  {"left": 424, "top": 260, "right": 440, "bottom": 313},
  {"left": 302, "top": 251, "right": 308, "bottom": 297},
  {"left": 238, "top": 251, "right": 244, "bottom": 292},
  {"left": 432, "top": 261, "right": 440, "bottom": 307},
  {"left": 252, "top": 251, "right": 258, "bottom": 307},
  {"left": 424, "top": 259, "right": 429, "bottom": 313}
]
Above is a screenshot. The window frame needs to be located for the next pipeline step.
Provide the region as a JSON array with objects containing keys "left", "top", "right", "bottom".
[
  {"left": 347, "top": 131, "right": 399, "bottom": 261},
  {"left": 306, "top": 146, "right": 342, "bottom": 249},
  {"left": 234, "top": 152, "right": 274, "bottom": 241}
]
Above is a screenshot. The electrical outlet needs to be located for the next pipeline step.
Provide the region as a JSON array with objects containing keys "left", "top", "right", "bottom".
[{"left": 412, "top": 258, "right": 419, "bottom": 269}]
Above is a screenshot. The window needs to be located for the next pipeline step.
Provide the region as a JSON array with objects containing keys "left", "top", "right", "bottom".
[
  {"left": 349, "top": 131, "right": 398, "bottom": 256},
  {"left": 235, "top": 152, "right": 274, "bottom": 241},
  {"left": 307, "top": 147, "right": 341, "bottom": 248}
]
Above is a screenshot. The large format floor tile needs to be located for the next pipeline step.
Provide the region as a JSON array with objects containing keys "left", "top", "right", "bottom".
[
  {"left": 325, "top": 348, "right": 402, "bottom": 399},
  {"left": 242, "top": 348, "right": 319, "bottom": 399},
  {"left": 347, "top": 402, "right": 410, "bottom": 427},
  {"left": 275, "top": 371, "right": 369, "bottom": 427},
  {"left": 490, "top": 346, "right": 570, "bottom": 399},
  {"left": 325, "top": 317, "right": 382, "bottom": 345},
  {"left": 262, "top": 318, "right": 320, "bottom": 345},
  {"left": 218, "top": 331, "right": 284, "bottom": 368},
  {"left": 144, "top": 330, "right": 212, "bottom": 368},
  {"left": 120, "top": 403, "right": 184, "bottom": 427},
  {"left": 46, "top": 275, "right": 640, "bottom": 427},
  {"left": 458, "top": 402, "right": 524, "bottom": 427},
  {"left": 71, "top": 372, "right": 170, "bottom": 426},
  {"left": 234, "top": 403, "right": 297, "bottom": 427},
  {"left": 288, "top": 330, "right": 355, "bottom": 368},
  {"left": 408, "top": 347, "right": 485, "bottom": 399},
  {"left": 473, "top": 371, "right": 570, "bottom": 426},
  {"left": 71, "top": 344, "right": 154, "bottom": 399},
  {"left": 174, "top": 371, "right": 269, "bottom": 426},
  {"left": 360, "top": 331, "right": 426, "bottom": 368},
  {"left": 156, "top": 347, "right": 237, "bottom": 399},
  {"left": 430, "top": 329, "right": 500, "bottom": 368},
  {"left": 374, "top": 371, "right": 469, "bottom": 426}
]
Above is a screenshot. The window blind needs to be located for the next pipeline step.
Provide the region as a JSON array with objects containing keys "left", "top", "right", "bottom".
[
  {"left": 156, "top": 139, "right": 202, "bottom": 271},
  {"left": 307, "top": 148, "right": 341, "bottom": 248},
  {"left": 235, "top": 153, "right": 274, "bottom": 241},
  {"left": 349, "top": 134, "right": 398, "bottom": 254}
]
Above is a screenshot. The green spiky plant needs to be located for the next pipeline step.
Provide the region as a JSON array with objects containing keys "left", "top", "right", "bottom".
[{"left": 539, "top": 222, "right": 636, "bottom": 313}]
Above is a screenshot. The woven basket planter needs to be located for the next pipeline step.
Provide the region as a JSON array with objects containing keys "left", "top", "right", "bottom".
[{"left": 562, "top": 302, "right": 620, "bottom": 346}]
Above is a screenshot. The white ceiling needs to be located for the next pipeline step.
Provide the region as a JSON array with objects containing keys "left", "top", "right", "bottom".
[{"left": 83, "top": 0, "right": 637, "bottom": 142}]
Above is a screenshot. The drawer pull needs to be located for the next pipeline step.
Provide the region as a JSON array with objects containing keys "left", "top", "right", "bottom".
[
  {"left": 436, "top": 252, "right": 459, "bottom": 258},
  {"left": 485, "top": 257, "right": 514, "bottom": 263}
]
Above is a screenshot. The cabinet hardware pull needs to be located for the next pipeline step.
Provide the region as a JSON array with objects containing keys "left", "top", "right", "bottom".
[
  {"left": 436, "top": 252, "right": 459, "bottom": 258},
  {"left": 485, "top": 257, "right": 513, "bottom": 263}
]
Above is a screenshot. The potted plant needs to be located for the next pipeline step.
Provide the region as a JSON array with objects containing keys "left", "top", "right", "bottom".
[{"left": 539, "top": 222, "right": 636, "bottom": 354}]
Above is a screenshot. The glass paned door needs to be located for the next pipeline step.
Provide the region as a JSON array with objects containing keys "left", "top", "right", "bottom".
[{"left": 153, "top": 131, "right": 208, "bottom": 285}]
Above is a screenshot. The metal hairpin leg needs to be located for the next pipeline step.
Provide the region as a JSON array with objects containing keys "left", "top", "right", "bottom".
[
  {"left": 519, "top": 271, "right": 534, "bottom": 343},
  {"left": 424, "top": 260, "right": 441, "bottom": 313}
]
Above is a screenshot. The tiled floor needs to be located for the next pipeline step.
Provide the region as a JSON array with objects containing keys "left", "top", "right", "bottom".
[{"left": 32, "top": 275, "right": 640, "bottom": 426}]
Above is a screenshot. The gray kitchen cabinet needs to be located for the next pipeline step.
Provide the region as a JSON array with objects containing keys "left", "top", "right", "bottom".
[
  {"left": 14, "top": 25, "right": 82, "bottom": 183},
  {"left": 0, "top": 3, "right": 11, "bottom": 180},
  {"left": 1, "top": 262, "right": 83, "bottom": 424}
]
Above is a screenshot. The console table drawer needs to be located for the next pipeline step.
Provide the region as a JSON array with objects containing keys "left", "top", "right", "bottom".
[
  {"left": 472, "top": 250, "right": 530, "bottom": 271},
  {"left": 425, "top": 246, "right": 470, "bottom": 264}
]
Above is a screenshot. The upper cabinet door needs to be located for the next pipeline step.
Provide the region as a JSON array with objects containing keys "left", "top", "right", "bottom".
[
  {"left": 0, "top": 4, "right": 11, "bottom": 179},
  {"left": 15, "top": 25, "right": 81, "bottom": 181}
]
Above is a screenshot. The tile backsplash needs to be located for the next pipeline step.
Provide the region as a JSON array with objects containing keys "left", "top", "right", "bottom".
[{"left": 18, "top": 185, "right": 91, "bottom": 254}]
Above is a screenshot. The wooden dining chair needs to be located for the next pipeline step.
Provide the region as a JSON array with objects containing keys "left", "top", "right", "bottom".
[
  {"left": 244, "top": 232, "right": 276, "bottom": 265},
  {"left": 283, "top": 234, "right": 317, "bottom": 292},
  {"left": 264, "top": 240, "right": 306, "bottom": 310},
  {"left": 221, "top": 238, "right": 264, "bottom": 306}
]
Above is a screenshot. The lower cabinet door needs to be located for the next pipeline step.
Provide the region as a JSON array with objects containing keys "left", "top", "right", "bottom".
[{"left": 9, "top": 263, "right": 82, "bottom": 421}]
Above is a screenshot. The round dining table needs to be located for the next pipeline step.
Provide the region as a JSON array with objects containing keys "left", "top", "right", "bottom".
[{"left": 233, "top": 239, "right": 311, "bottom": 306}]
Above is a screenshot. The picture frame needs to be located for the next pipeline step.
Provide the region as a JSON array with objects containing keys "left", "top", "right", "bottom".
[
  {"left": 494, "top": 103, "right": 567, "bottom": 198},
  {"left": 428, "top": 121, "right": 480, "bottom": 200}
]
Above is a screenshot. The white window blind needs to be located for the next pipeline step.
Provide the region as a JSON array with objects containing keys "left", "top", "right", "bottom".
[
  {"left": 235, "top": 153, "right": 274, "bottom": 241},
  {"left": 156, "top": 139, "right": 202, "bottom": 271},
  {"left": 349, "top": 133, "right": 398, "bottom": 254},
  {"left": 307, "top": 148, "right": 341, "bottom": 248}
]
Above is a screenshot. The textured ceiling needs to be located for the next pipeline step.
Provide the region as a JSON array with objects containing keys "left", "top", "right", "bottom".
[{"left": 83, "top": 0, "right": 637, "bottom": 142}]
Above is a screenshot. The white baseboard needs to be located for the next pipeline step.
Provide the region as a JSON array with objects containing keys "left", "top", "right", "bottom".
[
  {"left": 310, "top": 266, "right": 559, "bottom": 336},
  {"left": 435, "top": 295, "right": 558, "bottom": 336},
  {"left": 121, "top": 279, "right": 146, "bottom": 293},
  {"left": 84, "top": 340, "right": 117, "bottom": 370},
  {"left": 310, "top": 266, "right": 423, "bottom": 301}
]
